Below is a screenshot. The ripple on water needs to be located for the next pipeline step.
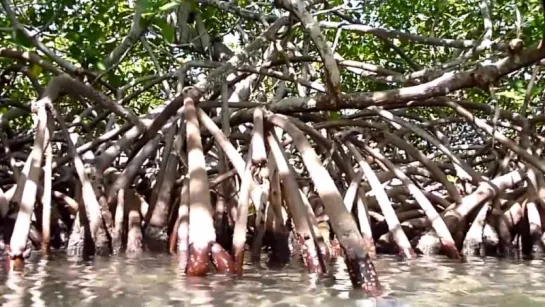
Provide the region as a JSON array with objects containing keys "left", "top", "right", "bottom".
[{"left": 1, "top": 252, "right": 545, "bottom": 306}]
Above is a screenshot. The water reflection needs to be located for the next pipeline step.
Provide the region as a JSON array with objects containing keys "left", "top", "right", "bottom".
[
  {"left": 4, "top": 270, "right": 25, "bottom": 307},
  {"left": 1, "top": 252, "right": 545, "bottom": 306},
  {"left": 29, "top": 259, "right": 47, "bottom": 307}
]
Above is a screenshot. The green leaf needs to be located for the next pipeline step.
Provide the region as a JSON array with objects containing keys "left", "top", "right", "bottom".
[
  {"left": 162, "top": 26, "right": 175, "bottom": 43},
  {"left": 155, "top": 17, "right": 175, "bottom": 42},
  {"left": 512, "top": 79, "right": 525, "bottom": 91},
  {"left": 248, "top": 204, "right": 256, "bottom": 215},
  {"left": 496, "top": 90, "right": 523, "bottom": 101},
  {"left": 159, "top": 1, "right": 181, "bottom": 11},
  {"left": 96, "top": 61, "right": 106, "bottom": 71},
  {"left": 327, "top": 111, "right": 341, "bottom": 120},
  {"left": 13, "top": 30, "right": 33, "bottom": 48},
  {"left": 138, "top": 0, "right": 153, "bottom": 9},
  {"left": 28, "top": 64, "right": 42, "bottom": 78}
]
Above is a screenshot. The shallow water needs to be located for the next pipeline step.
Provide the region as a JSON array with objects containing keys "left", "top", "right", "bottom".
[{"left": 1, "top": 252, "right": 544, "bottom": 307}]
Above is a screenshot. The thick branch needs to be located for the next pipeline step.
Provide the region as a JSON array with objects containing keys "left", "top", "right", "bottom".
[{"left": 269, "top": 41, "right": 545, "bottom": 112}]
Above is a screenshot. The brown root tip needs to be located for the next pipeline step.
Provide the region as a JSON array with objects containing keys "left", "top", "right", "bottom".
[
  {"left": 343, "top": 253, "right": 382, "bottom": 296},
  {"left": 186, "top": 243, "right": 211, "bottom": 276},
  {"left": 441, "top": 241, "right": 461, "bottom": 260},
  {"left": 41, "top": 246, "right": 51, "bottom": 258},
  {"left": 232, "top": 247, "right": 245, "bottom": 276},
  {"left": 168, "top": 225, "right": 179, "bottom": 255},
  {"left": 210, "top": 243, "right": 236, "bottom": 274},
  {"left": 7, "top": 256, "right": 25, "bottom": 272},
  {"left": 399, "top": 247, "right": 417, "bottom": 260}
]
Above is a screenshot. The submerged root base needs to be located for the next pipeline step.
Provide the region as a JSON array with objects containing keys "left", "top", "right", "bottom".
[
  {"left": 317, "top": 240, "right": 331, "bottom": 263},
  {"left": 343, "top": 252, "right": 382, "bottom": 297},
  {"left": 6, "top": 256, "right": 25, "bottom": 272},
  {"left": 399, "top": 247, "right": 417, "bottom": 260},
  {"left": 210, "top": 242, "right": 235, "bottom": 273},
  {"left": 233, "top": 247, "right": 245, "bottom": 275},
  {"left": 440, "top": 241, "right": 461, "bottom": 260},
  {"left": 296, "top": 234, "right": 323, "bottom": 274},
  {"left": 266, "top": 232, "right": 291, "bottom": 268},
  {"left": 178, "top": 252, "right": 189, "bottom": 270},
  {"left": 186, "top": 243, "right": 211, "bottom": 276}
]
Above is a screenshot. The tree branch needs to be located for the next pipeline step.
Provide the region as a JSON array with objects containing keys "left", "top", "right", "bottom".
[
  {"left": 319, "top": 21, "right": 510, "bottom": 52},
  {"left": 103, "top": 1, "right": 147, "bottom": 68},
  {"left": 269, "top": 40, "right": 545, "bottom": 112},
  {"left": 276, "top": 0, "right": 342, "bottom": 100}
]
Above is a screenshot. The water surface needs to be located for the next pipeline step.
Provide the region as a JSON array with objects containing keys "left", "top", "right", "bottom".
[{"left": 1, "top": 253, "right": 544, "bottom": 306}]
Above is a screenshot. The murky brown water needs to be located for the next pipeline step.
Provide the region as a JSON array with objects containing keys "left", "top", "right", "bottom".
[{"left": 0, "top": 252, "right": 544, "bottom": 307}]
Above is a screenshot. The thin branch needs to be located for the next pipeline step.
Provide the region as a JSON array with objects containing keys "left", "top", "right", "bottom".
[
  {"left": 103, "top": 1, "right": 147, "bottom": 68},
  {"left": 319, "top": 21, "right": 510, "bottom": 52},
  {"left": 276, "top": 0, "right": 341, "bottom": 99},
  {"left": 0, "top": 0, "right": 79, "bottom": 73}
]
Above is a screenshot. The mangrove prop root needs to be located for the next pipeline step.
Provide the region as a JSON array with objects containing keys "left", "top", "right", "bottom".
[
  {"left": 267, "top": 131, "right": 324, "bottom": 273},
  {"left": 7, "top": 3, "right": 545, "bottom": 293},
  {"left": 169, "top": 212, "right": 182, "bottom": 255},
  {"left": 345, "top": 140, "right": 416, "bottom": 260},
  {"left": 112, "top": 188, "right": 125, "bottom": 255},
  {"left": 5, "top": 255, "right": 25, "bottom": 272},
  {"left": 441, "top": 240, "right": 461, "bottom": 259},
  {"left": 296, "top": 234, "right": 323, "bottom": 273},
  {"left": 232, "top": 152, "right": 254, "bottom": 275},
  {"left": 41, "top": 116, "right": 54, "bottom": 256},
  {"left": 9, "top": 103, "right": 49, "bottom": 260},
  {"left": 267, "top": 113, "right": 380, "bottom": 290},
  {"left": 210, "top": 242, "right": 236, "bottom": 274},
  {"left": 186, "top": 243, "right": 211, "bottom": 276},
  {"left": 176, "top": 180, "right": 190, "bottom": 263},
  {"left": 317, "top": 240, "right": 331, "bottom": 262},
  {"left": 233, "top": 245, "right": 245, "bottom": 274},
  {"left": 126, "top": 206, "right": 143, "bottom": 256},
  {"left": 343, "top": 246, "right": 383, "bottom": 296}
]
